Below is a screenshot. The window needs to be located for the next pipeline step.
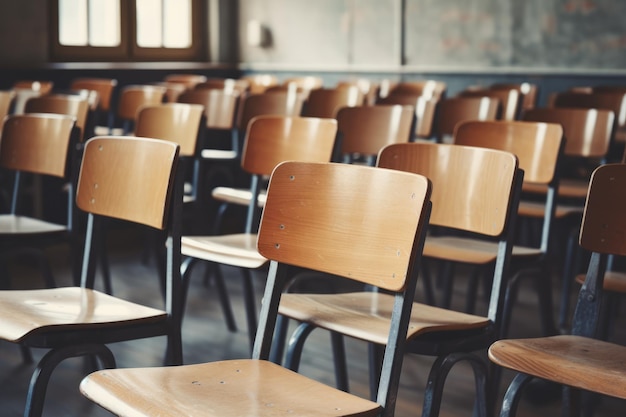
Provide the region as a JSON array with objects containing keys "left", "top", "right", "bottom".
[{"left": 51, "top": 0, "right": 205, "bottom": 61}]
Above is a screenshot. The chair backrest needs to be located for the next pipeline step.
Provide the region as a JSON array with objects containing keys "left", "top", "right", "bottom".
[
  {"left": 70, "top": 78, "right": 118, "bottom": 112},
  {"left": 301, "top": 86, "right": 364, "bottom": 118},
  {"left": 454, "top": 120, "right": 564, "bottom": 252},
  {"left": 0, "top": 90, "right": 15, "bottom": 121},
  {"left": 152, "top": 81, "right": 188, "bottom": 103},
  {"left": 24, "top": 94, "right": 90, "bottom": 141},
  {"left": 490, "top": 82, "right": 538, "bottom": 112},
  {"left": 336, "top": 104, "right": 414, "bottom": 163},
  {"left": 336, "top": 78, "right": 380, "bottom": 106},
  {"left": 163, "top": 73, "right": 208, "bottom": 89},
  {"left": 377, "top": 92, "right": 438, "bottom": 139},
  {"left": 134, "top": 103, "right": 204, "bottom": 157},
  {"left": 377, "top": 141, "right": 522, "bottom": 326},
  {"left": 236, "top": 91, "right": 305, "bottom": 132},
  {"left": 388, "top": 80, "right": 447, "bottom": 100},
  {"left": 523, "top": 107, "right": 614, "bottom": 159},
  {"left": 240, "top": 74, "right": 279, "bottom": 94},
  {"left": 459, "top": 88, "right": 520, "bottom": 121},
  {"left": 0, "top": 113, "right": 77, "bottom": 178},
  {"left": 76, "top": 136, "right": 179, "bottom": 231},
  {"left": 552, "top": 90, "right": 626, "bottom": 134},
  {"left": 281, "top": 76, "right": 324, "bottom": 92},
  {"left": 116, "top": 85, "right": 167, "bottom": 121},
  {"left": 195, "top": 78, "right": 250, "bottom": 95},
  {"left": 255, "top": 160, "right": 432, "bottom": 414},
  {"left": 434, "top": 96, "right": 500, "bottom": 141},
  {"left": 177, "top": 88, "right": 240, "bottom": 130},
  {"left": 572, "top": 163, "right": 626, "bottom": 337},
  {"left": 13, "top": 80, "right": 54, "bottom": 95}
]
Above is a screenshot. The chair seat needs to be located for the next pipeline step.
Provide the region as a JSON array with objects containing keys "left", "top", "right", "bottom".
[
  {"left": 181, "top": 233, "right": 267, "bottom": 268},
  {"left": 523, "top": 178, "right": 589, "bottom": 199},
  {"left": 200, "top": 149, "right": 238, "bottom": 160},
  {"left": 518, "top": 200, "right": 583, "bottom": 219},
  {"left": 0, "top": 287, "right": 166, "bottom": 343},
  {"left": 80, "top": 359, "right": 382, "bottom": 417},
  {"left": 211, "top": 187, "right": 267, "bottom": 207},
  {"left": 575, "top": 270, "right": 626, "bottom": 293},
  {"left": 488, "top": 334, "right": 626, "bottom": 400},
  {"left": 279, "top": 292, "right": 491, "bottom": 345},
  {"left": 0, "top": 214, "right": 67, "bottom": 235},
  {"left": 424, "top": 236, "right": 540, "bottom": 265}
]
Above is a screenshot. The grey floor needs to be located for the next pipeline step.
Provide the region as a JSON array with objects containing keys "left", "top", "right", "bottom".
[{"left": 0, "top": 225, "right": 623, "bottom": 417}]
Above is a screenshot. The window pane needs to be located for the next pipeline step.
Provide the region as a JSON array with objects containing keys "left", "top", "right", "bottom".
[
  {"left": 58, "top": 0, "right": 88, "bottom": 46},
  {"left": 136, "top": 0, "right": 162, "bottom": 47},
  {"left": 89, "top": 0, "right": 120, "bottom": 47},
  {"left": 163, "top": 0, "right": 191, "bottom": 48}
]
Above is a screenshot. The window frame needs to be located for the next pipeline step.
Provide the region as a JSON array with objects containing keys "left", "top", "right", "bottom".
[{"left": 50, "top": 0, "right": 207, "bottom": 62}]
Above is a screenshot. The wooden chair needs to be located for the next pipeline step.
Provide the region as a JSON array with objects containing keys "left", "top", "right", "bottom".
[
  {"left": 80, "top": 160, "right": 431, "bottom": 417},
  {"left": 301, "top": 86, "right": 364, "bottom": 118},
  {"left": 434, "top": 96, "right": 500, "bottom": 143},
  {"left": 179, "top": 116, "right": 338, "bottom": 349},
  {"left": 0, "top": 113, "right": 80, "bottom": 290},
  {"left": 521, "top": 107, "right": 615, "bottom": 331},
  {"left": 0, "top": 135, "right": 183, "bottom": 417},
  {"left": 388, "top": 79, "right": 447, "bottom": 100},
  {"left": 240, "top": 73, "right": 279, "bottom": 94},
  {"left": 489, "top": 163, "right": 626, "bottom": 417},
  {"left": 453, "top": 120, "right": 564, "bottom": 337},
  {"left": 459, "top": 88, "right": 521, "bottom": 121},
  {"left": 70, "top": 77, "right": 118, "bottom": 133},
  {"left": 336, "top": 104, "right": 414, "bottom": 164},
  {"left": 278, "top": 141, "right": 522, "bottom": 417},
  {"left": 163, "top": 73, "right": 208, "bottom": 89},
  {"left": 152, "top": 81, "right": 188, "bottom": 103},
  {"left": 282, "top": 75, "right": 324, "bottom": 93},
  {"left": 377, "top": 92, "right": 438, "bottom": 140},
  {"left": 115, "top": 84, "right": 166, "bottom": 134},
  {"left": 490, "top": 82, "right": 538, "bottom": 112},
  {"left": 336, "top": 78, "right": 380, "bottom": 105},
  {"left": 24, "top": 94, "right": 91, "bottom": 142}
]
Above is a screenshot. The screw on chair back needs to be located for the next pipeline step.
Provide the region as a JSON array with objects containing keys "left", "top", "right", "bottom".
[
  {"left": 79, "top": 160, "right": 432, "bottom": 417},
  {"left": 336, "top": 104, "right": 414, "bottom": 164}
]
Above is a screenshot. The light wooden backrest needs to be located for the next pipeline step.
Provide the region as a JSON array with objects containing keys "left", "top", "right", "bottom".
[
  {"left": 241, "top": 74, "right": 279, "bottom": 94},
  {"left": 377, "top": 142, "right": 519, "bottom": 236},
  {"left": 336, "top": 105, "right": 414, "bottom": 156},
  {"left": 163, "top": 74, "right": 208, "bottom": 89},
  {"left": 0, "top": 113, "right": 76, "bottom": 178},
  {"left": 76, "top": 136, "right": 179, "bottom": 230},
  {"left": 135, "top": 103, "right": 204, "bottom": 157},
  {"left": 552, "top": 91, "right": 626, "bottom": 131},
  {"left": 523, "top": 107, "right": 614, "bottom": 159},
  {"left": 195, "top": 78, "right": 250, "bottom": 95},
  {"left": 378, "top": 92, "right": 438, "bottom": 138},
  {"left": 258, "top": 161, "right": 431, "bottom": 291},
  {"left": 491, "top": 82, "right": 538, "bottom": 111},
  {"left": 24, "top": 94, "right": 90, "bottom": 141},
  {"left": 237, "top": 91, "right": 305, "bottom": 132},
  {"left": 0, "top": 90, "right": 15, "bottom": 121},
  {"left": 241, "top": 116, "right": 338, "bottom": 176},
  {"left": 454, "top": 120, "right": 564, "bottom": 185},
  {"left": 13, "top": 80, "right": 54, "bottom": 95},
  {"left": 152, "top": 81, "right": 188, "bottom": 103},
  {"left": 177, "top": 88, "right": 240, "bottom": 129},
  {"left": 70, "top": 78, "right": 117, "bottom": 112},
  {"left": 435, "top": 96, "right": 500, "bottom": 139},
  {"left": 389, "top": 80, "right": 447, "bottom": 100},
  {"left": 579, "top": 164, "right": 626, "bottom": 255},
  {"left": 336, "top": 79, "right": 380, "bottom": 106},
  {"left": 282, "top": 76, "right": 324, "bottom": 91},
  {"left": 116, "top": 85, "right": 166, "bottom": 121},
  {"left": 302, "top": 86, "right": 364, "bottom": 118},
  {"left": 459, "top": 88, "right": 520, "bottom": 121}
]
